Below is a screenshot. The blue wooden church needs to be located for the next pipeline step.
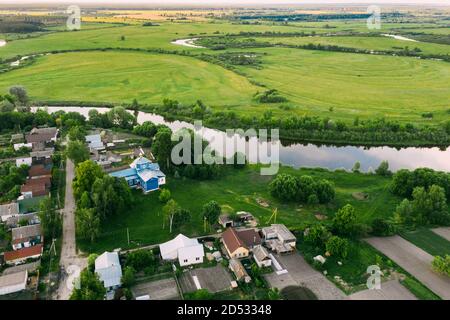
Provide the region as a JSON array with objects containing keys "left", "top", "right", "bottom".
[{"left": 110, "top": 156, "right": 166, "bottom": 193}]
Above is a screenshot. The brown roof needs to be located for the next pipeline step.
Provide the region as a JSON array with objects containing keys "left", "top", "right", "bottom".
[
  {"left": 4, "top": 244, "right": 43, "bottom": 262},
  {"left": 21, "top": 176, "right": 51, "bottom": 196},
  {"left": 236, "top": 229, "right": 262, "bottom": 248},
  {"left": 29, "top": 165, "right": 51, "bottom": 178},
  {"left": 12, "top": 224, "right": 42, "bottom": 243},
  {"left": 25, "top": 128, "right": 57, "bottom": 144},
  {"left": 222, "top": 228, "right": 246, "bottom": 254}
]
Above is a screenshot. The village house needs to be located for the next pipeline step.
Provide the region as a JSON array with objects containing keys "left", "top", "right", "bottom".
[
  {"left": 86, "top": 134, "right": 105, "bottom": 152},
  {"left": 25, "top": 127, "right": 58, "bottom": 151},
  {"left": 160, "top": 234, "right": 204, "bottom": 267},
  {"left": 229, "top": 258, "right": 251, "bottom": 283},
  {"left": 221, "top": 228, "right": 262, "bottom": 259},
  {"left": 4, "top": 244, "right": 43, "bottom": 265},
  {"left": 6, "top": 213, "right": 40, "bottom": 229},
  {"left": 252, "top": 245, "right": 272, "bottom": 268},
  {"left": 261, "top": 224, "right": 297, "bottom": 254},
  {"left": 28, "top": 164, "right": 52, "bottom": 180},
  {"left": 95, "top": 252, "right": 123, "bottom": 295},
  {"left": 0, "top": 202, "right": 19, "bottom": 223},
  {"left": 0, "top": 270, "right": 28, "bottom": 296},
  {"left": 20, "top": 176, "right": 51, "bottom": 198},
  {"left": 218, "top": 214, "right": 234, "bottom": 228},
  {"left": 13, "top": 142, "right": 32, "bottom": 151},
  {"left": 110, "top": 156, "right": 166, "bottom": 193},
  {"left": 15, "top": 157, "right": 32, "bottom": 167},
  {"left": 30, "top": 149, "right": 54, "bottom": 164},
  {"left": 11, "top": 224, "right": 42, "bottom": 250}
]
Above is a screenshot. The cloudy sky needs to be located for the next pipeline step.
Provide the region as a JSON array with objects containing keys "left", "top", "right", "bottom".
[{"left": 8, "top": 0, "right": 450, "bottom": 5}]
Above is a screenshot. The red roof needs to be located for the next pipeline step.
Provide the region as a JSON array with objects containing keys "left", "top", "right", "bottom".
[
  {"left": 4, "top": 244, "right": 43, "bottom": 262},
  {"left": 29, "top": 164, "right": 51, "bottom": 178},
  {"left": 21, "top": 176, "right": 51, "bottom": 196},
  {"left": 222, "top": 228, "right": 246, "bottom": 254}
]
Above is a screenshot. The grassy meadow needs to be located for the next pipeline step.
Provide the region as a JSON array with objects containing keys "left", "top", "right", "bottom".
[
  {"left": 0, "top": 19, "right": 449, "bottom": 125},
  {"left": 78, "top": 165, "right": 400, "bottom": 253}
]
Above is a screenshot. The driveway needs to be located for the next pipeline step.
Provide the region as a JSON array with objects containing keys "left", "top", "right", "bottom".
[
  {"left": 432, "top": 227, "right": 450, "bottom": 242},
  {"left": 349, "top": 280, "right": 417, "bottom": 300},
  {"left": 264, "top": 253, "right": 346, "bottom": 300},
  {"left": 55, "top": 159, "right": 87, "bottom": 300},
  {"left": 365, "top": 235, "right": 450, "bottom": 300}
]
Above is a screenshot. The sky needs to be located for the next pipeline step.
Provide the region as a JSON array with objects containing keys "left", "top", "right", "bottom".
[{"left": 7, "top": 0, "right": 450, "bottom": 5}]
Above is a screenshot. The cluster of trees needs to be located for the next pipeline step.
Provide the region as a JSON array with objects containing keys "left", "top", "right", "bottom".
[
  {"left": 391, "top": 168, "right": 450, "bottom": 200},
  {"left": 0, "top": 162, "right": 28, "bottom": 203},
  {"left": 70, "top": 257, "right": 106, "bottom": 300},
  {"left": 269, "top": 173, "right": 335, "bottom": 204},
  {"left": 393, "top": 185, "right": 449, "bottom": 226},
  {"left": 253, "top": 90, "right": 288, "bottom": 103},
  {"left": 88, "top": 106, "right": 136, "bottom": 130},
  {"left": 0, "top": 86, "right": 29, "bottom": 113},
  {"left": 66, "top": 126, "right": 89, "bottom": 165},
  {"left": 73, "top": 160, "right": 133, "bottom": 242},
  {"left": 38, "top": 196, "right": 62, "bottom": 240},
  {"left": 142, "top": 100, "right": 450, "bottom": 146}
]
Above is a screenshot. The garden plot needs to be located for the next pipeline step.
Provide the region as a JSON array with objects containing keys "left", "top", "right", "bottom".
[{"left": 365, "top": 235, "right": 450, "bottom": 300}]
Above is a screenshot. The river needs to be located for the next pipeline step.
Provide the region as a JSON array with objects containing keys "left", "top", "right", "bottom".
[{"left": 33, "top": 106, "right": 450, "bottom": 172}]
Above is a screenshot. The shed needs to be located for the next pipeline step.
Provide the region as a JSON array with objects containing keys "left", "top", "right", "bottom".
[
  {"left": 253, "top": 245, "right": 272, "bottom": 268},
  {"left": 0, "top": 270, "right": 28, "bottom": 296}
]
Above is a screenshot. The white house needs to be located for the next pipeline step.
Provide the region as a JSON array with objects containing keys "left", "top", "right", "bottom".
[
  {"left": 0, "top": 270, "right": 28, "bottom": 296},
  {"left": 159, "top": 234, "right": 204, "bottom": 267},
  {"left": 261, "top": 224, "right": 297, "bottom": 254},
  {"left": 16, "top": 157, "right": 32, "bottom": 167},
  {"left": 0, "top": 202, "right": 19, "bottom": 223},
  {"left": 253, "top": 245, "right": 272, "bottom": 268},
  {"left": 86, "top": 134, "right": 105, "bottom": 152},
  {"left": 95, "top": 252, "right": 123, "bottom": 292}
]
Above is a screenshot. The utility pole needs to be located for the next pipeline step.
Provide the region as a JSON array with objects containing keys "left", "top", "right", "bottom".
[{"left": 127, "top": 228, "right": 130, "bottom": 246}]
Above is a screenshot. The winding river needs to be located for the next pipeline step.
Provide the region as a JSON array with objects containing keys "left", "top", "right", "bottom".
[{"left": 33, "top": 106, "right": 450, "bottom": 173}]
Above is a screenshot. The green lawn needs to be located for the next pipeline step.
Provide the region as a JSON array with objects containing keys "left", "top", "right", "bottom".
[
  {"left": 0, "top": 50, "right": 261, "bottom": 107},
  {"left": 400, "top": 228, "right": 450, "bottom": 256},
  {"left": 78, "top": 165, "right": 399, "bottom": 253}
]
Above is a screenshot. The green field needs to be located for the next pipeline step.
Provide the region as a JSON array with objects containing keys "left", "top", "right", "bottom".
[
  {"left": 0, "top": 51, "right": 260, "bottom": 106},
  {"left": 78, "top": 165, "right": 399, "bottom": 253},
  {"left": 400, "top": 228, "right": 450, "bottom": 256},
  {"left": 1, "top": 20, "right": 449, "bottom": 125}
]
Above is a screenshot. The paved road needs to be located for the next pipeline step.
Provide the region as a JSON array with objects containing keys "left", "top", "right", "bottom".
[
  {"left": 366, "top": 235, "right": 450, "bottom": 300},
  {"left": 349, "top": 280, "right": 417, "bottom": 300},
  {"left": 55, "top": 159, "right": 87, "bottom": 300},
  {"left": 432, "top": 227, "right": 450, "bottom": 242},
  {"left": 264, "top": 253, "right": 346, "bottom": 300}
]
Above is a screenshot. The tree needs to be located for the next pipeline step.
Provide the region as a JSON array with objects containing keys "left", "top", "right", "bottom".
[
  {"left": 412, "top": 185, "right": 449, "bottom": 225},
  {"left": 152, "top": 128, "right": 173, "bottom": 170},
  {"left": 304, "top": 224, "right": 330, "bottom": 248},
  {"left": 296, "top": 175, "right": 316, "bottom": 203},
  {"left": 326, "top": 236, "right": 349, "bottom": 260},
  {"left": 39, "top": 197, "right": 62, "bottom": 239},
  {"left": 68, "top": 126, "right": 86, "bottom": 142},
  {"left": 121, "top": 266, "right": 136, "bottom": 287},
  {"left": 87, "top": 253, "right": 99, "bottom": 272},
  {"left": 172, "top": 208, "right": 191, "bottom": 230},
  {"left": 315, "top": 179, "right": 335, "bottom": 204},
  {"left": 375, "top": 161, "right": 391, "bottom": 176},
  {"left": 9, "top": 86, "right": 29, "bottom": 106},
  {"left": 333, "top": 204, "right": 357, "bottom": 236},
  {"left": 371, "top": 218, "right": 393, "bottom": 236},
  {"left": 159, "top": 188, "right": 171, "bottom": 203},
  {"left": 133, "top": 121, "right": 157, "bottom": 138},
  {"left": 76, "top": 208, "right": 100, "bottom": 243},
  {"left": 70, "top": 269, "right": 106, "bottom": 300},
  {"left": 73, "top": 160, "right": 104, "bottom": 200},
  {"left": 393, "top": 198, "right": 414, "bottom": 225},
  {"left": 269, "top": 174, "right": 298, "bottom": 201},
  {"left": 185, "top": 289, "right": 213, "bottom": 300},
  {"left": 432, "top": 255, "right": 450, "bottom": 277},
  {"left": 352, "top": 161, "right": 361, "bottom": 173},
  {"left": 163, "top": 199, "right": 181, "bottom": 233},
  {"left": 67, "top": 140, "right": 89, "bottom": 164},
  {"left": 125, "top": 249, "right": 157, "bottom": 272},
  {"left": 202, "top": 200, "right": 221, "bottom": 229},
  {"left": 107, "top": 106, "right": 136, "bottom": 129}
]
